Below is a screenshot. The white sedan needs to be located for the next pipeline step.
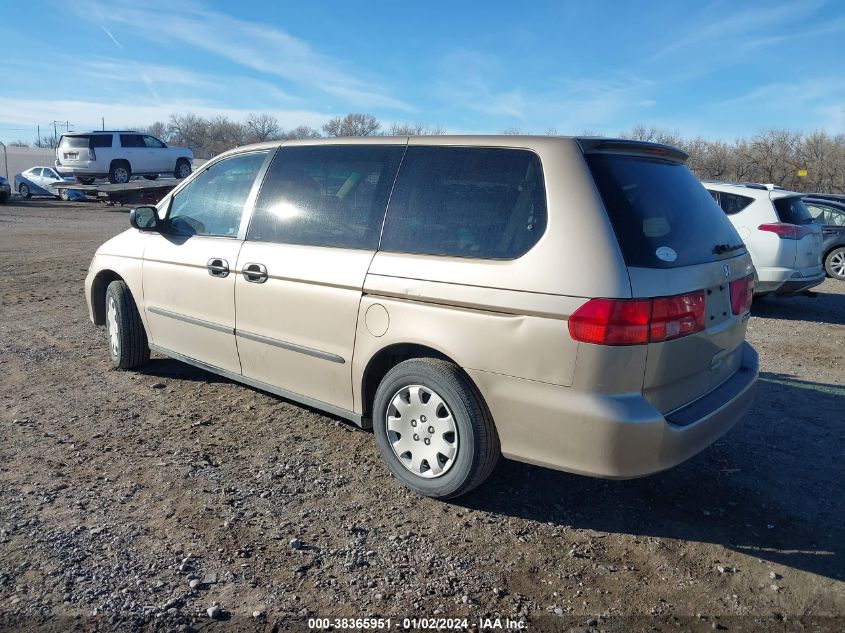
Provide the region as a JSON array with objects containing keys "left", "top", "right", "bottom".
[{"left": 14, "top": 166, "right": 83, "bottom": 201}]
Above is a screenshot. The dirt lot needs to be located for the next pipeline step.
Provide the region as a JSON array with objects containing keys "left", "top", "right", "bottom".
[{"left": 1, "top": 199, "right": 843, "bottom": 632}]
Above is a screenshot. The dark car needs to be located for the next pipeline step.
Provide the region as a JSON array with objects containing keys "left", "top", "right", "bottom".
[
  {"left": 805, "top": 193, "right": 845, "bottom": 205},
  {"left": 803, "top": 197, "right": 845, "bottom": 281}
]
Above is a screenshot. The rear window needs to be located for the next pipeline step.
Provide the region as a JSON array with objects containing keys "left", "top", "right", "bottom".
[
  {"left": 585, "top": 153, "right": 744, "bottom": 268},
  {"left": 380, "top": 146, "right": 547, "bottom": 259},
  {"left": 59, "top": 134, "right": 112, "bottom": 148},
  {"left": 773, "top": 196, "right": 813, "bottom": 225}
]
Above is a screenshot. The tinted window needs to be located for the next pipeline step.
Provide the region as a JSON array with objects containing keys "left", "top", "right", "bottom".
[
  {"left": 381, "top": 147, "right": 546, "bottom": 259},
  {"left": 248, "top": 145, "right": 404, "bottom": 249},
  {"left": 92, "top": 135, "right": 113, "bottom": 148},
  {"left": 716, "top": 191, "right": 753, "bottom": 215},
  {"left": 807, "top": 202, "right": 845, "bottom": 227},
  {"left": 167, "top": 151, "right": 269, "bottom": 237},
  {"left": 120, "top": 134, "right": 144, "bottom": 148},
  {"left": 143, "top": 135, "right": 166, "bottom": 149},
  {"left": 773, "top": 196, "right": 813, "bottom": 225},
  {"left": 586, "top": 154, "right": 744, "bottom": 268}
]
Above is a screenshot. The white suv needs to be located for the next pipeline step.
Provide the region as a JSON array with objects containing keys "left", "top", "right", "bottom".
[
  {"left": 704, "top": 182, "right": 824, "bottom": 295},
  {"left": 55, "top": 131, "right": 193, "bottom": 184}
]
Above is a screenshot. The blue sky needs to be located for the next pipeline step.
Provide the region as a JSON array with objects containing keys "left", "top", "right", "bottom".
[{"left": 1, "top": 0, "right": 844, "bottom": 143}]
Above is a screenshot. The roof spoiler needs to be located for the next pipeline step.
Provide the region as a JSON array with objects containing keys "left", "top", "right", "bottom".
[{"left": 576, "top": 138, "right": 688, "bottom": 163}]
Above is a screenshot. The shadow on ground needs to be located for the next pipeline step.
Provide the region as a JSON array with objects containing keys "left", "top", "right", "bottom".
[
  {"left": 458, "top": 371, "right": 844, "bottom": 582},
  {"left": 752, "top": 287, "right": 845, "bottom": 325}
]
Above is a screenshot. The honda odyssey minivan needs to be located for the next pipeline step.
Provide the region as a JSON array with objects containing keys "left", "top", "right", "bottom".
[{"left": 85, "top": 136, "right": 758, "bottom": 498}]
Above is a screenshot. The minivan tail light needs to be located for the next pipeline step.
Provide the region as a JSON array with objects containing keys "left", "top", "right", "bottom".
[
  {"left": 569, "top": 291, "right": 706, "bottom": 346},
  {"left": 729, "top": 275, "right": 754, "bottom": 315},
  {"left": 758, "top": 223, "right": 815, "bottom": 240}
]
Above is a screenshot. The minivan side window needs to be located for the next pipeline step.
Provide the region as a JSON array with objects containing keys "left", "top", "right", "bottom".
[
  {"left": 380, "top": 147, "right": 547, "bottom": 259},
  {"left": 166, "top": 150, "right": 269, "bottom": 237},
  {"left": 247, "top": 145, "right": 404, "bottom": 250}
]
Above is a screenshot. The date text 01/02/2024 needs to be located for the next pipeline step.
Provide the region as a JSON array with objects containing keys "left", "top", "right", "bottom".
[{"left": 307, "top": 617, "right": 527, "bottom": 630}]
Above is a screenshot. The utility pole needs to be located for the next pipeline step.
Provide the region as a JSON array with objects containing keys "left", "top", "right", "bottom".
[{"left": 102, "top": 117, "right": 105, "bottom": 131}]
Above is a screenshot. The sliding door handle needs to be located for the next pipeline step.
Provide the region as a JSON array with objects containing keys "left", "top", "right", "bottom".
[
  {"left": 206, "top": 258, "right": 229, "bottom": 278},
  {"left": 242, "top": 262, "right": 268, "bottom": 283}
]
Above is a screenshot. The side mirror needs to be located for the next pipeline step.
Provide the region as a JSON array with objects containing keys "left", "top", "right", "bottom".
[{"left": 129, "top": 205, "right": 160, "bottom": 231}]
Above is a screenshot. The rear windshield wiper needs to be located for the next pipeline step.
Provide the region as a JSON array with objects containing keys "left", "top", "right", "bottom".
[{"left": 713, "top": 242, "right": 745, "bottom": 255}]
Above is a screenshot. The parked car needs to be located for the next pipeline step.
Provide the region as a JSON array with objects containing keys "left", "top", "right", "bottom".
[
  {"left": 704, "top": 182, "right": 824, "bottom": 295},
  {"left": 805, "top": 192, "right": 845, "bottom": 205},
  {"left": 55, "top": 131, "right": 193, "bottom": 184},
  {"left": 86, "top": 136, "right": 758, "bottom": 498},
  {"left": 0, "top": 175, "right": 10, "bottom": 203},
  {"left": 802, "top": 197, "right": 845, "bottom": 281},
  {"left": 14, "top": 166, "right": 82, "bottom": 200}
]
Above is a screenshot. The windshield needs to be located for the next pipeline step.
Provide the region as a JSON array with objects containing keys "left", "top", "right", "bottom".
[
  {"left": 585, "top": 153, "right": 745, "bottom": 268},
  {"left": 773, "top": 196, "right": 814, "bottom": 225}
]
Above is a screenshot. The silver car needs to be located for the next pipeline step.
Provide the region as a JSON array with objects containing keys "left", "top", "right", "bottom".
[{"left": 15, "top": 166, "right": 79, "bottom": 200}]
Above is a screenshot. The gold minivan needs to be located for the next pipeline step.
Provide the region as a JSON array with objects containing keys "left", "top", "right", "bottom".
[{"left": 85, "top": 136, "right": 758, "bottom": 498}]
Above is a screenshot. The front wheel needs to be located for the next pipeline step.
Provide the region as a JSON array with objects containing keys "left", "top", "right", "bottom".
[
  {"left": 59, "top": 189, "right": 70, "bottom": 201},
  {"left": 19, "top": 183, "right": 31, "bottom": 199},
  {"left": 825, "top": 247, "right": 845, "bottom": 281},
  {"left": 105, "top": 280, "right": 150, "bottom": 369},
  {"left": 373, "top": 358, "right": 499, "bottom": 499}
]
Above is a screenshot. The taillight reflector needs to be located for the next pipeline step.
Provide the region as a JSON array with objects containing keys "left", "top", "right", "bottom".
[
  {"left": 758, "top": 223, "right": 814, "bottom": 240},
  {"left": 729, "top": 275, "right": 754, "bottom": 315},
  {"left": 569, "top": 291, "right": 706, "bottom": 346}
]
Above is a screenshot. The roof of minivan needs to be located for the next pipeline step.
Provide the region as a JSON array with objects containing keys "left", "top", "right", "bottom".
[{"left": 217, "top": 135, "right": 688, "bottom": 162}]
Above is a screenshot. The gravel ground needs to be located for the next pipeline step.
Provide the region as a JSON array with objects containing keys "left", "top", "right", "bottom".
[{"left": 0, "top": 199, "right": 843, "bottom": 632}]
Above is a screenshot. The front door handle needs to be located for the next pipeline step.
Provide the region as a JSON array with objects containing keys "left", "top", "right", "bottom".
[
  {"left": 242, "top": 262, "right": 268, "bottom": 283},
  {"left": 206, "top": 258, "right": 229, "bottom": 278}
]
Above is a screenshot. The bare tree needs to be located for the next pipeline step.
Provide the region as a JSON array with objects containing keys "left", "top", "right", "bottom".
[
  {"left": 245, "top": 113, "right": 281, "bottom": 143},
  {"left": 502, "top": 127, "right": 524, "bottom": 135},
  {"left": 386, "top": 122, "right": 446, "bottom": 136},
  {"left": 9, "top": 140, "right": 29, "bottom": 147},
  {"left": 322, "top": 113, "right": 381, "bottom": 137},
  {"left": 281, "top": 125, "right": 323, "bottom": 140}
]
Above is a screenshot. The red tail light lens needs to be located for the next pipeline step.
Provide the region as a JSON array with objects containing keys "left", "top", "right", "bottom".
[
  {"left": 650, "top": 291, "right": 706, "bottom": 342},
  {"left": 758, "top": 223, "right": 815, "bottom": 240},
  {"left": 569, "top": 291, "right": 706, "bottom": 346},
  {"left": 729, "top": 275, "right": 754, "bottom": 315},
  {"left": 568, "top": 298, "right": 651, "bottom": 345}
]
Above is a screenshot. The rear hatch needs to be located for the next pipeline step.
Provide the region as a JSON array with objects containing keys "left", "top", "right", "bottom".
[
  {"left": 582, "top": 141, "right": 755, "bottom": 415},
  {"left": 771, "top": 195, "right": 823, "bottom": 276}
]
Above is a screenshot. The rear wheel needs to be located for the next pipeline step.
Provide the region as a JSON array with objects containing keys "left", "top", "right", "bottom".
[
  {"left": 373, "top": 358, "right": 499, "bottom": 499},
  {"left": 825, "top": 247, "right": 845, "bottom": 281},
  {"left": 105, "top": 280, "right": 150, "bottom": 369},
  {"left": 109, "top": 162, "right": 131, "bottom": 184},
  {"left": 174, "top": 158, "right": 191, "bottom": 179},
  {"left": 59, "top": 189, "right": 70, "bottom": 201},
  {"left": 18, "top": 183, "right": 30, "bottom": 199}
]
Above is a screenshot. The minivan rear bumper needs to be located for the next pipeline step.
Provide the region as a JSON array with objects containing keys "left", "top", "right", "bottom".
[{"left": 467, "top": 342, "right": 758, "bottom": 479}]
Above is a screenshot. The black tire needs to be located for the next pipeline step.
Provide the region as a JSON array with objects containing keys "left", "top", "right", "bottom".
[
  {"left": 0, "top": 192, "right": 8, "bottom": 204},
  {"left": 77, "top": 177, "right": 96, "bottom": 185},
  {"left": 143, "top": 174, "right": 159, "bottom": 181},
  {"left": 373, "top": 358, "right": 499, "bottom": 499},
  {"left": 824, "top": 246, "right": 845, "bottom": 281},
  {"left": 59, "top": 189, "right": 70, "bottom": 201},
  {"left": 174, "top": 158, "right": 191, "bottom": 179},
  {"left": 19, "top": 183, "right": 31, "bottom": 199},
  {"left": 108, "top": 161, "right": 132, "bottom": 184},
  {"left": 105, "top": 280, "right": 150, "bottom": 370}
]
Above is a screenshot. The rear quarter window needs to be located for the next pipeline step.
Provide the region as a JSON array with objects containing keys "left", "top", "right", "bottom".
[
  {"left": 586, "top": 153, "right": 745, "bottom": 268},
  {"left": 380, "top": 146, "right": 547, "bottom": 259},
  {"left": 773, "top": 196, "right": 813, "bottom": 225},
  {"left": 715, "top": 191, "right": 754, "bottom": 215}
]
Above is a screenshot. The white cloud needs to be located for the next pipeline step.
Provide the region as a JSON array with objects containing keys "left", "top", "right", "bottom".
[
  {"left": 0, "top": 97, "right": 330, "bottom": 132},
  {"left": 70, "top": 0, "right": 411, "bottom": 112}
]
